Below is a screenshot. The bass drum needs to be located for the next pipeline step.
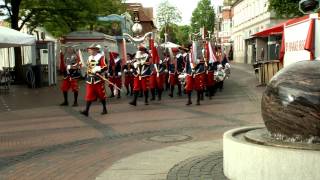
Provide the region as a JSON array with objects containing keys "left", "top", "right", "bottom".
[
  {"left": 178, "top": 73, "right": 187, "bottom": 85},
  {"left": 215, "top": 70, "right": 226, "bottom": 82}
]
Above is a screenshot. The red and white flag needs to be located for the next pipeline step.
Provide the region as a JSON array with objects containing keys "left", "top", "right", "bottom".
[
  {"left": 304, "top": 18, "right": 315, "bottom": 60},
  {"left": 208, "top": 41, "right": 217, "bottom": 63}
]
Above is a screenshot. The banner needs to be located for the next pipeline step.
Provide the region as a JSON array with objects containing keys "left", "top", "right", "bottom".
[{"left": 284, "top": 18, "right": 311, "bottom": 67}]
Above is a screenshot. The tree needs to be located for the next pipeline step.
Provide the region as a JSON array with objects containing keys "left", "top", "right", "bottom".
[
  {"left": 268, "top": 0, "right": 303, "bottom": 18},
  {"left": 0, "top": 0, "right": 123, "bottom": 82},
  {"left": 176, "top": 25, "right": 191, "bottom": 46},
  {"left": 156, "top": 0, "right": 182, "bottom": 42},
  {"left": 159, "top": 25, "right": 178, "bottom": 43},
  {"left": 190, "top": 0, "right": 215, "bottom": 34}
]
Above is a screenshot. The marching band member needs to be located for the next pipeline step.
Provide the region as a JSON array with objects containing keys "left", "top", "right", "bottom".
[
  {"left": 108, "top": 52, "right": 122, "bottom": 98},
  {"left": 194, "top": 54, "right": 206, "bottom": 105},
  {"left": 129, "top": 46, "right": 152, "bottom": 106},
  {"left": 176, "top": 47, "right": 185, "bottom": 96},
  {"left": 59, "top": 46, "right": 82, "bottom": 107},
  {"left": 183, "top": 46, "right": 194, "bottom": 105},
  {"left": 205, "top": 41, "right": 217, "bottom": 99},
  {"left": 168, "top": 48, "right": 179, "bottom": 97},
  {"left": 123, "top": 53, "right": 134, "bottom": 96},
  {"left": 80, "top": 44, "right": 108, "bottom": 116},
  {"left": 149, "top": 52, "right": 166, "bottom": 101}
]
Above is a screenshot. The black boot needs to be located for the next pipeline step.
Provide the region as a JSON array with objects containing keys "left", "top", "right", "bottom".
[
  {"left": 130, "top": 85, "right": 133, "bottom": 96},
  {"left": 220, "top": 81, "right": 224, "bottom": 92},
  {"left": 60, "top": 92, "right": 68, "bottom": 106},
  {"left": 212, "top": 85, "right": 217, "bottom": 96},
  {"left": 169, "top": 85, "right": 174, "bottom": 97},
  {"left": 109, "top": 87, "right": 115, "bottom": 98},
  {"left": 117, "top": 90, "right": 121, "bottom": 99},
  {"left": 129, "top": 91, "right": 138, "bottom": 106},
  {"left": 139, "top": 90, "right": 143, "bottom": 97},
  {"left": 200, "top": 90, "right": 204, "bottom": 101},
  {"left": 80, "top": 101, "right": 92, "bottom": 116},
  {"left": 208, "top": 86, "right": 212, "bottom": 100},
  {"left": 101, "top": 99, "right": 108, "bottom": 115},
  {"left": 72, "top": 91, "right": 78, "bottom": 106},
  {"left": 158, "top": 89, "right": 163, "bottom": 101},
  {"left": 186, "top": 92, "right": 192, "bottom": 105},
  {"left": 150, "top": 88, "right": 156, "bottom": 101},
  {"left": 144, "top": 91, "right": 149, "bottom": 105},
  {"left": 196, "top": 91, "right": 201, "bottom": 105},
  {"left": 177, "top": 84, "right": 182, "bottom": 96},
  {"left": 126, "top": 85, "right": 129, "bottom": 96}
]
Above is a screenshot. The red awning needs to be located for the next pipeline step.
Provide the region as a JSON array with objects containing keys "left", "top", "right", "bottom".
[
  {"left": 253, "top": 15, "right": 309, "bottom": 38},
  {"left": 253, "top": 23, "right": 284, "bottom": 37}
]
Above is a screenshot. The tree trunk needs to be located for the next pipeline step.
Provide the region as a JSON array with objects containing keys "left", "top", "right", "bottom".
[
  {"left": 11, "top": 0, "right": 24, "bottom": 83},
  {"left": 13, "top": 47, "right": 24, "bottom": 84}
]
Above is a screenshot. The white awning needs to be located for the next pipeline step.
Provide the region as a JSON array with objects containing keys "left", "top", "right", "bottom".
[
  {"left": 160, "top": 42, "right": 180, "bottom": 48},
  {"left": 0, "top": 26, "right": 36, "bottom": 48}
]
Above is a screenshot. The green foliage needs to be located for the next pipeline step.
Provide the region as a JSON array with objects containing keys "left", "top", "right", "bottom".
[
  {"left": 0, "top": 0, "right": 124, "bottom": 37},
  {"left": 268, "top": 0, "right": 303, "bottom": 18},
  {"left": 176, "top": 25, "right": 191, "bottom": 46},
  {"left": 156, "top": 0, "right": 182, "bottom": 29},
  {"left": 159, "top": 24, "right": 191, "bottom": 45},
  {"left": 191, "top": 0, "right": 215, "bottom": 33}
]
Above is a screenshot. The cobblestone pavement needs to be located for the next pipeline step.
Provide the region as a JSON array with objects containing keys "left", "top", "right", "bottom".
[
  {"left": 0, "top": 62, "right": 265, "bottom": 179},
  {"left": 167, "top": 152, "right": 226, "bottom": 180}
]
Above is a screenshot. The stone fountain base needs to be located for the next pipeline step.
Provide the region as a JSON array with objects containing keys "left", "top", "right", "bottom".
[{"left": 223, "top": 126, "right": 320, "bottom": 180}]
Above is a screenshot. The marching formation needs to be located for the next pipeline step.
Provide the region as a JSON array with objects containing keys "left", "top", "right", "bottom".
[{"left": 59, "top": 40, "right": 231, "bottom": 117}]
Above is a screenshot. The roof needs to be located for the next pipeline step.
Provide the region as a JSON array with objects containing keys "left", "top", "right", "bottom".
[
  {"left": 0, "top": 26, "right": 36, "bottom": 48},
  {"left": 62, "top": 31, "right": 116, "bottom": 42}
]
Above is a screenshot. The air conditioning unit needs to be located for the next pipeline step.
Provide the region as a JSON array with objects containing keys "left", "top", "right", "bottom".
[{"left": 40, "top": 49, "right": 48, "bottom": 64}]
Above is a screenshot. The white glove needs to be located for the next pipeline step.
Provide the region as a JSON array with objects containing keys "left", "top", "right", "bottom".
[
  {"left": 225, "top": 63, "right": 231, "bottom": 69},
  {"left": 124, "top": 69, "right": 128, "bottom": 73},
  {"left": 67, "top": 65, "right": 71, "bottom": 70},
  {"left": 118, "top": 72, "right": 122, "bottom": 76},
  {"left": 159, "top": 60, "right": 163, "bottom": 64},
  {"left": 130, "top": 68, "right": 133, "bottom": 72},
  {"left": 133, "top": 62, "right": 139, "bottom": 68},
  {"left": 92, "top": 66, "right": 101, "bottom": 73},
  {"left": 157, "top": 72, "right": 159, "bottom": 77},
  {"left": 164, "top": 69, "right": 168, "bottom": 73}
]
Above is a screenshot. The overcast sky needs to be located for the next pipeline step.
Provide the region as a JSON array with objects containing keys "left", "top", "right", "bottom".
[{"left": 125, "top": 0, "right": 223, "bottom": 25}]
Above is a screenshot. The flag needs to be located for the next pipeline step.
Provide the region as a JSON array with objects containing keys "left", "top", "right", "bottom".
[
  {"left": 304, "top": 19, "right": 315, "bottom": 60},
  {"left": 122, "top": 38, "right": 127, "bottom": 65},
  {"left": 192, "top": 41, "right": 198, "bottom": 64},
  {"left": 208, "top": 41, "right": 217, "bottom": 63},
  {"left": 205, "top": 41, "right": 210, "bottom": 60},
  {"left": 150, "top": 38, "right": 160, "bottom": 64}
]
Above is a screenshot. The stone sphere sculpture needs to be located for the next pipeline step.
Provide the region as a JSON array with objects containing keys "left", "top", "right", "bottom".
[{"left": 262, "top": 60, "right": 320, "bottom": 139}]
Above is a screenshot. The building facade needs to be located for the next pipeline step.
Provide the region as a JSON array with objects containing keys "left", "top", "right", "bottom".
[
  {"left": 231, "top": 0, "right": 286, "bottom": 64},
  {"left": 217, "top": 5, "right": 233, "bottom": 58},
  {"left": 126, "top": 3, "right": 157, "bottom": 35}
]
